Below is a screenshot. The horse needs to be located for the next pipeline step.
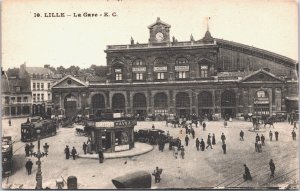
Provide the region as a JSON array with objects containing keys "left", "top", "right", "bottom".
[{"left": 264, "top": 119, "right": 275, "bottom": 128}]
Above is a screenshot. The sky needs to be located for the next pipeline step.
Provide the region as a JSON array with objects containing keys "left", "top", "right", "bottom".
[{"left": 1, "top": 0, "right": 298, "bottom": 70}]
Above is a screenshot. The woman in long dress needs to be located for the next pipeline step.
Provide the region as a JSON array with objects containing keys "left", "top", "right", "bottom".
[{"left": 212, "top": 134, "right": 216, "bottom": 145}]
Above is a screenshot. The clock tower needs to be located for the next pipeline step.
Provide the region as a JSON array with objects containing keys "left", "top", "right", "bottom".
[{"left": 148, "top": 17, "right": 171, "bottom": 44}]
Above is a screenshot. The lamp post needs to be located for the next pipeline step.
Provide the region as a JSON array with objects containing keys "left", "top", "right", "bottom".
[{"left": 30, "top": 128, "right": 49, "bottom": 189}]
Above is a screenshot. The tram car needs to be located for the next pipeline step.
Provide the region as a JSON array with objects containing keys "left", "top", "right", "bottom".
[
  {"left": 21, "top": 117, "right": 57, "bottom": 142},
  {"left": 2, "top": 136, "right": 13, "bottom": 177}
]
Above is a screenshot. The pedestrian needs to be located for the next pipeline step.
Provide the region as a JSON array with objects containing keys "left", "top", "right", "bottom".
[
  {"left": 222, "top": 143, "right": 226, "bottom": 154},
  {"left": 275, "top": 131, "right": 279, "bottom": 141},
  {"left": 176, "top": 137, "right": 181, "bottom": 148},
  {"left": 221, "top": 133, "right": 226, "bottom": 144},
  {"left": 292, "top": 130, "right": 296, "bottom": 140},
  {"left": 82, "top": 142, "right": 87, "bottom": 155},
  {"left": 152, "top": 124, "right": 155, "bottom": 129},
  {"left": 203, "top": 122, "right": 206, "bottom": 131},
  {"left": 269, "top": 159, "right": 275, "bottom": 178},
  {"left": 255, "top": 141, "right": 258, "bottom": 152},
  {"left": 25, "top": 143, "right": 30, "bottom": 157},
  {"left": 224, "top": 120, "right": 227, "bottom": 128},
  {"left": 261, "top": 134, "right": 265, "bottom": 146},
  {"left": 294, "top": 121, "right": 297, "bottom": 129},
  {"left": 206, "top": 134, "right": 213, "bottom": 149},
  {"left": 167, "top": 131, "right": 170, "bottom": 137},
  {"left": 239, "top": 130, "right": 244, "bottom": 141},
  {"left": 64, "top": 145, "right": 70, "bottom": 159},
  {"left": 255, "top": 133, "right": 260, "bottom": 142},
  {"left": 257, "top": 140, "right": 262, "bottom": 153},
  {"left": 25, "top": 159, "right": 33, "bottom": 175},
  {"left": 71, "top": 147, "right": 77, "bottom": 160},
  {"left": 8, "top": 119, "right": 11, "bottom": 126},
  {"left": 212, "top": 133, "right": 216, "bottom": 145},
  {"left": 196, "top": 138, "right": 200, "bottom": 151},
  {"left": 269, "top": 130, "right": 273, "bottom": 141},
  {"left": 173, "top": 145, "right": 178, "bottom": 159},
  {"left": 180, "top": 146, "right": 185, "bottom": 159},
  {"left": 191, "top": 128, "right": 195, "bottom": 139},
  {"left": 152, "top": 167, "right": 163, "bottom": 183},
  {"left": 98, "top": 150, "right": 104, "bottom": 163},
  {"left": 200, "top": 138, "right": 205, "bottom": 151},
  {"left": 185, "top": 135, "right": 189, "bottom": 146},
  {"left": 243, "top": 164, "right": 252, "bottom": 181},
  {"left": 87, "top": 140, "right": 92, "bottom": 154}
]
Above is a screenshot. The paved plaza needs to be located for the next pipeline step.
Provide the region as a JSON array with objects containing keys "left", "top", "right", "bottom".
[{"left": 1, "top": 118, "right": 299, "bottom": 189}]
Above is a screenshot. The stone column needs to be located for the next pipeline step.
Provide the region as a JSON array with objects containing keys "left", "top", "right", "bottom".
[{"left": 169, "top": 89, "right": 175, "bottom": 114}]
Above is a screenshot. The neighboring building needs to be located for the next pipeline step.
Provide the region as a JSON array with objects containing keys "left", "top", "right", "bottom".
[
  {"left": 2, "top": 75, "right": 31, "bottom": 118},
  {"left": 19, "top": 63, "right": 59, "bottom": 116},
  {"left": 52, "top": 17, "right": 298, "bottom": 119}
]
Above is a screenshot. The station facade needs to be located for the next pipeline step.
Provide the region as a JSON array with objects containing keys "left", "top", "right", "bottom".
[{"left": 52, "top": 18, "right": 298, "bottom": 119}]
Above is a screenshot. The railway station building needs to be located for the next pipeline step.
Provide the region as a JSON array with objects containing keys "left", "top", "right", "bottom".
[{"left": 51, "top": 17, "right": 298, "bottom": 119}]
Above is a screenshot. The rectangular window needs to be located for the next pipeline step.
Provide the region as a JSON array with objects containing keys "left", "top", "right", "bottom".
[
  {"left": 116, "top": 73, "right": 122, "bottom": 81},
  {"left": 33, "top": 83, "right": 36, "bottom": 90},
  {"left": 41, "top": 94, "right": 44, "bottom": 101},
  {"left": 157, "top": 72, "right": 165, "bottom": 80},
  {"left": 24, "top": 97, "right": 28, "bottom": 102},
  {"left": 200, "top": 65, "right": 208, "bottom": 77},
  {"left": 15, "top": 86, "right": 21, "bottom": 92},
  {"left": 17, "top": 97, "right": 21, "bottom": 102},
  {"left": 11, "top": 97, "right": 15, "bottom": 103},
  {"left": 48, "top": 93, "right": 51, "bottom": 100},
  {"left": 135, "top": 73, "right": 143, "bottom": 80},
  {"left": 37, "top": 94, "right": 40, "bottom": 102},
  {"left": 33, "top": 94, "right": 36, "bottom": 102},
  {"left": 37, "top": 83, "right": 40, "bottom": 90},
  {"left": 5, "top": 97, "right": 9, "bottom": 104},
  {"left": 47, "top": 83, "right": 51, "bottom": 89},
  {"left": 176, "top": 71, "right": 189, "bottom": 79},
  {"left": 41, "top": 83, "right": 44, "bottom": 90}
]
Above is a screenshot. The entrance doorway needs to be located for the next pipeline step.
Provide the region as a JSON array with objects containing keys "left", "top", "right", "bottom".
[
  {"left": 64, "top": 94, "right": 77, "bottom": 118},
  {"left": 177, "top": 109, "right": 190, "bottom": 118},
  {"left": 102, "top": 132, "right": 111, "bottom": 151}
]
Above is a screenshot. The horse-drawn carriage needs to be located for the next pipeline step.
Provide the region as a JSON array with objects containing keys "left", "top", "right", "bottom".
[{"left": 134, "top": 129, "right": 171, "bottom": 145}]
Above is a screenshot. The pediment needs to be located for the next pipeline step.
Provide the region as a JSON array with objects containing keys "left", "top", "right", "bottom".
[
  {"left": 52, "top": 75, "right": 87, "bottom": 89},
  {"left": 240, "top": 69, "right": 284, "bottom": 83}
]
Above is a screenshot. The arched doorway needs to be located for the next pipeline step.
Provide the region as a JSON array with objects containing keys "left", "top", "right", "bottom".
[
  {"left": 154, "top": 92, "right": 168, "bottom": 115},
  {"left": 64, "top": 94, "right": 77, "bottom": 118},
  {"left": 112, "top": 93, "right": 125, "bottom": 113},
  {"left": 221, "top": 90, "right": 236, "bottom": 118},
  {"left": 198, "top": 91, "right": 213, "bottom": 116},
  {"left": 254, "top": 90, "right": 270, "bottom": 118},
  {"left": 133, "top": 93, "right": 147, "bottom": 119},
  {"left": 176, "top": 92, "right": 190, "bottom": 118},
  {"left": 92, "top": 94, "right": 106, "bottom": 117}
]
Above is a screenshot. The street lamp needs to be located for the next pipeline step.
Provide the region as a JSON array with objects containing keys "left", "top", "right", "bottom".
[{"left": 30, "top": 128, "right": 50, "bottom": 189}]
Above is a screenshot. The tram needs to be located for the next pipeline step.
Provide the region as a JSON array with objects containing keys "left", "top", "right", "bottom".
[
  {"left": 2, "top": 136, "right": 13, "bottom": 177},
  {"left": 21, "top": 117, "right": 57, "bottom": 142}
]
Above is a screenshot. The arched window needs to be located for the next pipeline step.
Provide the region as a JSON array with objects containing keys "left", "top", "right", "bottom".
[
  {"left": 176, "top": 92, "right": 190, "bottom": 107},
  {"left": 198, "top": 91, "right": 212, "bottom": 107},
  {"left": 112, "top": 93, "right": 125, "bottom": 112},
  {"left": 221, "top": 90, "right": 236, "bottom": 107},
  {"left": 154, "top": 58, "right": 167, "bottom": 80},
  {"left": 133, "top": 93, "right": 146, "bottom": 108}
]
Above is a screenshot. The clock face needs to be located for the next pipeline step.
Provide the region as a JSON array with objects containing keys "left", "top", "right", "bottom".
[{"left": 155, "top": 32, "right": 164, "bottom": 41}]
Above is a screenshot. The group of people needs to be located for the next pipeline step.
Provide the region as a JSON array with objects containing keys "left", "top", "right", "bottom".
[
  {"left": 64, "top": 145, "right": 77, "bottom": 160},
  {"left": 243, "top": 159, "right": 276, "bottom": 181}
]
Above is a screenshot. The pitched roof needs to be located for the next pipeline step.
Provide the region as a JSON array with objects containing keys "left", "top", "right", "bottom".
[
  {"left": 1, "top": 76, "right": 31, "bottom": 94},
  {"left": 148, "top": 17, "right": 171, "bottom": 29},
  {"left": 26, "top": 67, "right": 52, "bottom": 75},
  {"left": 86, "top": 75, "right": 106, "bottom": 82}
]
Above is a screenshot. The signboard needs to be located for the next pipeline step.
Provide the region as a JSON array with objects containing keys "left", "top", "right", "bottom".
[
  {"left": 66, "top": 98, "right": 77, "bottom": 102},
  {"left": 115, "top": 144, "right": 129, "bottom": 151},
  {"left": 175, "top": 65, "right": 189, "bottom": 71},
  {"left": 114, "top": 120, "right": 136, "bottom": 127},
  {"left": 113, "top": 113, "right": 123, "bottom": 118},
  {"left": 95, "top": 121, "right": 114, "bottom": 128},
  {"left": 254, "top": 100, "right": 269, "bottom": 104},
  {"left": 200, "top": 65, "right": 208, "bottom": 69},
  {"left": 132, "top": 67, "right": 146, "bottom": 73},
  {"left": 154, "top": 66, "right": 167, "bottom": 72}
]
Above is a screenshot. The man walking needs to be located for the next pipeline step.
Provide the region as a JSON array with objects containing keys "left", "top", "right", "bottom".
[
  {"left": 180, "top": 146, "right": 185, "bottom": 159},
  {"left": 98, "top": 150, "right": 104, "bottom": 163},
  {"left": 64, "top": 145, "right": 70, "bottom": 159},
  {"left": 275, "top": 131, "right": 279, "bottom": 141},
  {"left": 82, "top": 142, "right": 87, "bottom": 155},
  {"left": 221, "top": 133, "right": 226, "bottom": 144},
  {"left": 200, "top": 138, "right": 205, "bottom": 151},
  {"left": 261, "top": 134, "right": 265, "bottom": 146},
  {"left": 203, "top": 122, "right": 206, "bottom": 131},
  {"left": 185, "top": 135, "right": 189, "bottom": 146},
  {"left": 152, "top": 167, "right": 163, "bottom": 183},
  {"left": 269, "top": 130, "right": 273, "bottom": 141},
  {"left": 191, "top": 128, "right": 195, "bottom": 139},
  {"left": 25, "top": 159, "right": 33, "bottom": 175},
  {"left": 240, "top": 130, "right": 244, "bottom": 141},
  {"left": 71, "top": 147, "right": 77, "bottom": 160},
  {"left": 25, "top": 144, "right": 30, "bottom": 157},
  {"left": 292, "top": 130, "right": 296, "bottom": 140},
  {"left": 269, "top": 159, "right": 275, "bottom": 178},
  {"left": 206, "top": 134, "right": 213, "bottom": 149}
]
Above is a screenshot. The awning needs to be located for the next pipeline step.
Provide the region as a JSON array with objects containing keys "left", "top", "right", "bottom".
[{"left": 286, "top": 97, "right": 299, "bottom": 101}]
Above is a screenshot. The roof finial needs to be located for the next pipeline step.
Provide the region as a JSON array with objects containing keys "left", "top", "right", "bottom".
[
  {"left": 157, "top": 17, "right": 161, "bottom": 22},
  {"left": 206, "top": 17, "right": 211, "bottom": 31}
]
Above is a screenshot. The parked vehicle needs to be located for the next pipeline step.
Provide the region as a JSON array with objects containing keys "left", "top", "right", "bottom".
[
  {"left": 21, "top": 117, "right": 57, "bottom": 142},
  {"left": 2, "top": 136, "right": 13, "bottom": 177},
  {"left": 134, "top": 129, "right": 169, "bottom": 145}
]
